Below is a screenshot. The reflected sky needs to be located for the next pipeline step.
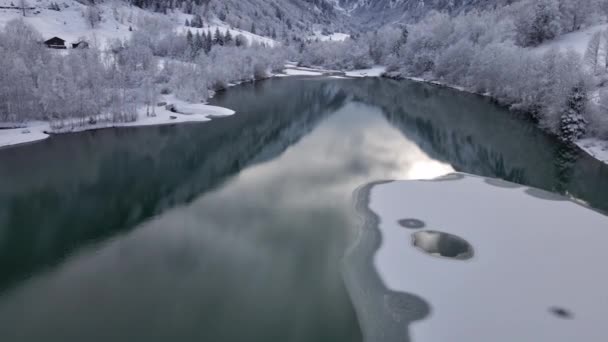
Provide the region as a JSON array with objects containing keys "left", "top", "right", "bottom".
[{"left": 0, "top": 102, "right": 452, "bottom": 341}]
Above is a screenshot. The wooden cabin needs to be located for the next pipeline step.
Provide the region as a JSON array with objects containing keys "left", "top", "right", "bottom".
[{"left": 44, "top": 37, "right": 66, "bottom": 49}]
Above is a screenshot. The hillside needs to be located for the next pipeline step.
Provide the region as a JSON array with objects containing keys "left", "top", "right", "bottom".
[
  {"left": 0, "top": 0, "right": 282, "bottom": 49},
  {"left": 336, "top": 0, "right": 519, "bottom": 27}
]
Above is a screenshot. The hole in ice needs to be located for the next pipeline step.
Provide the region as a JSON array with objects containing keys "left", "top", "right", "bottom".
[
  {"left": 398, "top": 218, "right": 425, "bottom": 229},
  {"left": 411, "top": 230, "right": 473, "bottom": 260},
  {"left": 549, "top": 307, "right": 573, "bottom": 319}
]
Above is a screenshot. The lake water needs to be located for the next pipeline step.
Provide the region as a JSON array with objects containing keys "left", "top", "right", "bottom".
[{"left": 0, "top": 77, "right": 607, "bottom": 341}]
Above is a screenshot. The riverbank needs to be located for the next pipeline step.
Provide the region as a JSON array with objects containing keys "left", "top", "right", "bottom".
[
  {"left": 0, "top": 94, "right": 235, "bottom": 149},
  {"left": 386, "top": 72, "right": 608, "bottom": 166},
  {"left": 0, "top": 64, "right": 387, "bottom": 150}
]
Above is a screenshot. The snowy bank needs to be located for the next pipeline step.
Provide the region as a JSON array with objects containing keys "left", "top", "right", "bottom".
[
  {"left": 576, "top": 138, "right": 608, "bottom": 164},
  {"left": 401, "top": 75, "right": 608, "bottom": 165},
  {"left": 344, "top": 66, "right": 386, "bottom": 78},
  {"left": 351, "top": 173, "right": 608, "bottom": 342},
  {"left": 0, "top": 96, "right": 235, "bottom": 149},
  {"left": 281, "top": 63, "right": 386, "bottom": 78}
]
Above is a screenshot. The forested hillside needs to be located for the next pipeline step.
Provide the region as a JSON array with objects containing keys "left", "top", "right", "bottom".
[{"left": 299, "top": 0, "right": 608, "bottom": 147}]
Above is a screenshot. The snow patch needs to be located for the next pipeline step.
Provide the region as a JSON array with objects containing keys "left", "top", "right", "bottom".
[
  {"left": 344, "top": 66, "right": 386, "bottom": 78},
  {"left": 576, "top": 138, "right": 608, "bottom": 164},
  {"left": 310, "top": 30, "right": 350, "bottom": 42},
  {"left": 366, "top": 174, "right": 608, "bottom": 342},
  {"left": 534, "top": 24, "right": 608, "bottom": 56}
]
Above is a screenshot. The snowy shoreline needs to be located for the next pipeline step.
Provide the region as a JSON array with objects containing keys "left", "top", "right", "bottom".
[
  {"left": 396, "top": 74, "right": 608, "bottom": 166},
  {"left": 0, "top": 94, "right": 235, "bottom": 150}
]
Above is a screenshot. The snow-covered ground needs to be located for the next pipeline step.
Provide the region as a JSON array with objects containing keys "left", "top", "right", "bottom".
[
  {"left": 344, "top": 66, "right": 386, "bottom": 78},
  {"left": 282, "top": 68, "right": 324, "bottom": 76},
  {"left": 281, "top": 63, "right": 385, "bottom": 78},
  {"left": 535, "top": 24, "right": 608, "bottom": 56},
  {"left": 0, "top": 0, "right": 277, "bottom": 50},
  {"left": 309, "top": 30, "right": 350, "bottom": 42},
  {"left": 0, "top": 95, "right": 234, "bottom": 149},
  {"left": 0, "top": 0, "right": 143, "bottom": 49},
  {"left": 576, "top": 138, "right": 608, "bottom": 164},
  {"left": 360, "top": 174, "right": 608, "bottom": 342}
]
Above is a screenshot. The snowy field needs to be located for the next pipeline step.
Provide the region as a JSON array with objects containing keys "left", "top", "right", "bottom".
[
  {"left": 361, "top": 174, "right": 608, "bottom": 342},
  {"left": 0, "top": 0, "right": 277, "bottom": 50},
  {"left": 0, "top": 0, "right": 142, "bottom": 49}
]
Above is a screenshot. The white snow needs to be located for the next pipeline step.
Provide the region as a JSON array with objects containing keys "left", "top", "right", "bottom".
[
  {"left": 0, "top": 0, "right": 144, "bottom": 50},
  {"left": 344, "top": 66, "right": 386, "bottom": 78},
  {"left": 310, "top": 30, "right": 350, "bottom": 42},
  {"left": 0, "top": 122, "right": 50, "bottom": 149},
  {"left": 0, "top": 95, "right": 235, "bottom": 149},
  {"left": 535, "top": 24, "right": 608, "bottom": 56},
  {"left": 367, "top": 174, "right": 608, "bottom": 342},
  {"left": 0, "top": 0, "right": 276, "bottom": 51},
  {"left": 282, "top": 68, "right": 323, "bottom": 76},
  {"left": 576, "top": 137, "right": 608, "bottom": 164}
]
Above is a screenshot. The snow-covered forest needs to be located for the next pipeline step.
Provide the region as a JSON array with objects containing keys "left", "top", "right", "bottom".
[
  {"left": 299, "top": 0, "right": 608, "bottom": 143},
  {"left": 0, "top": 0, "right": 287, "bottom": 132},
  {"left": 2, "top": 0, "right": 608, "bottom": 153}
]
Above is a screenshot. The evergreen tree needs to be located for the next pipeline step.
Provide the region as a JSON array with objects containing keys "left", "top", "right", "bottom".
[
  {"left": 250, "top": 22, "right": 256, "bottom": 34},
  {"left": 214, "top": 28, "right": 224, "bottom": 46},
  {"left": 194, "top": 32, "right": 203, "bottom": 55},
  {"left": 205, "top": 31, "right": 213, "bottom": 53},
  {"left": 225, "top": 30, "right": 233, "bottom": 45},
  {"left": 185, "top": 19, "right": 190, "bottom": 27},
  {"left": 560, "top": 81, "right": 588, "bottom": 142},
  {"left": 186, "top": 29, "right": 193, "bottom": 47}
]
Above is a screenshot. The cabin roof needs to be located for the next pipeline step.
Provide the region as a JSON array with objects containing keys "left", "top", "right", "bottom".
[{"left": 44, "top": 37, "right": 65, "bottom": 43}]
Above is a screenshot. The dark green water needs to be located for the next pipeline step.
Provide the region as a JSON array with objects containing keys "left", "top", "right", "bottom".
[{"left": 0, "top": 77, "right": 606, "bottom": 341}]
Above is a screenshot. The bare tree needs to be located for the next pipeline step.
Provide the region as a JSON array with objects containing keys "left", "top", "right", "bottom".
[
  {"left": 85, "top": 5, "right": 102, "bottom": 29},
  {"left": 19, "top": 0, "right": 28, "bottom": 17},
  {"left": 585, "top": 31, "right": 602, "bottom": 74}
]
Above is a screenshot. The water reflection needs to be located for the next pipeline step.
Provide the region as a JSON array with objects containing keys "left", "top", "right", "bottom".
[
  {"left": 0, "top": 77, "right": 606, "bottom": 341},
  {"left": 0, "top": 103, "right": 451, "bottom": 341}
]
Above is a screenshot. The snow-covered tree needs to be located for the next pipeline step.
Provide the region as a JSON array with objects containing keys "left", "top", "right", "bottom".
[
  {"left": 85, "top": 5, "right": 102, "bottom": 29},
  {"left": 515, "top": 0, "right": 562, "bottom": 47},
  {"left": 560, "top": 81, "right": 588, "bottom": 142},
  {"left": 585, "top": 31, "right": 602, "bottom": 74}
]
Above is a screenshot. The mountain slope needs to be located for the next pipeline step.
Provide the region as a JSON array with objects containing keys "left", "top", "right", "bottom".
[{"left": 337, "top": 0, "right": 520, "bottom": 27}]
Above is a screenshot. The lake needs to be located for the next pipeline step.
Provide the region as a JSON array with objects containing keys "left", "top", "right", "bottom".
[{"left": 0, "top": 77, "right": 607, "bottom": 341}]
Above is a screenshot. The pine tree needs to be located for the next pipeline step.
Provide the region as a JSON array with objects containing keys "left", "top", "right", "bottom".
[
  {"left": 205, "top": 31, "right": 213, "bottom": 53},
  {"left": 250, "top": 22, "right": 256, "bottom": 35},
  {"left": 194, "top": 32, "right": 203, "bottom": 54},
  {"left": 224, "top": 30, "right": 233, "bottom": 45},
  {"left": 186, "top": 29, "right": 193, "bottom": 47},
  {"left": 185, "top": 19, "right": 190, "bottom": 27},
  {"left": 214, "top": 28, "right": 224, "bottom": 46},
  {"left": 560, "top": 81, "right": 588, "bottom": 142}
]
